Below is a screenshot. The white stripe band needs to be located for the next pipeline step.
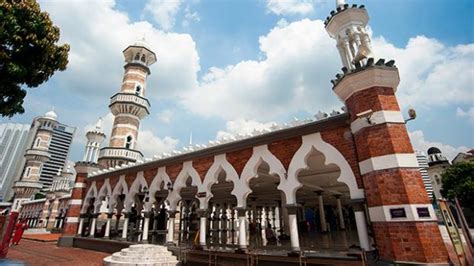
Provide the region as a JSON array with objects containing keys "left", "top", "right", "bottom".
[
  {"left": 70, "top": 199, "right": 83, "bottom": 205},
  {"left": 351, "top": 110, "right": 405, "bottom": 134},
  {"left": 66, "top": 217, "right": 79, "bottom": 223},
  {"left": 369, "top": 204, "right": 436, "bottom": 222},
  {"left": 113, "top": 124, "right": 138, "bottom": 131},
  {"left": 74, "top": 182, "right": 86, "bottom": 188},
  {"left": 359, "top": 153, "right": 419, "bottom": 175}
]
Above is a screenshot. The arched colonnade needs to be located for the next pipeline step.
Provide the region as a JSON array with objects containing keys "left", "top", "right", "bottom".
[{"left": 78, "top": 133, "right": 370, "bottom": 252}]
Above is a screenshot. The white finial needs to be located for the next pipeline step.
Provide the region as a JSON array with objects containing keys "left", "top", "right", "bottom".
[
  {"left": 189, "top": 132, "right": 193, "bottom": 145},
  {"left": 57, "top": 167, "right": 62, "bottom": 176},
  {"left": 95, "top": 117, "right": 102, "bottom": 130},
  {"left": 336, "top": 0, "right": 346, "bottom": 7}
]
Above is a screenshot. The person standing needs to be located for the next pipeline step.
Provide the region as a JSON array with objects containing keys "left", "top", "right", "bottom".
[{"left": 11, "top": 219, "right": 28, "bottom": 245}]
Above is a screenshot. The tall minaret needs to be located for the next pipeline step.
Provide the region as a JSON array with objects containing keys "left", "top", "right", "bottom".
[
  {"left": 12, "top": 110, "right": 58, "bottom": 212},
  {"left": 98, "top": 39, "right": 157, "bottom": 168},
  {"left": 325, "top": 1, "right": 448, "bottom": 264},
  {"left": 325, "top": 0, "right": 372, "bottom": 72},
  {"left": 83, "top": 118, "right": 106, "bottom": 164}
]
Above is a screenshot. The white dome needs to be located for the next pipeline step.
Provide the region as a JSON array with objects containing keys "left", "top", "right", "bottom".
[
  {"left": 44, "top": 110, "right": 57, "bottom": 120},
  {"left": 133, "top": 38, "right": 152, "bottom": 51}
]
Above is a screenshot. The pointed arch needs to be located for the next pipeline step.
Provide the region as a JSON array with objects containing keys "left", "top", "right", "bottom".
[
  {"left": 167, "top": 161, "right": 202, "bottom": 210},
  {"left": 283, "top": 132, "right": 364, "bottom": 204},
  {"left": 200, "top": 154, "right": 239, "bottom": 209},
  {"left": 109, "top": 175, "right": 128, "bottom": 211},
  {"left": 236, "top": 145, "right": 287, "bottom": 208},
  {"left": 94, "top": 179, "right": 112, "bottom": 213},
  {"left": 144, "top": 167, "right": 171, "bottom": 211},
  {"left": 81, "top": 181, "right": 97, "bottom": 213},
  {"left": 124, "top": 171, "right": 148, "bottom": 210}
]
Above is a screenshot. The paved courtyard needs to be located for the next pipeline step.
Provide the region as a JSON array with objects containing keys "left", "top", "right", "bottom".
[{"left": 6, "top": 240, "right": 108, "bottom": 266}]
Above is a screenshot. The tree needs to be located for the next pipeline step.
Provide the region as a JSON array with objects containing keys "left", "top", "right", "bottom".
[
  {"left": 441, "top": 161, "right": 474, "bottom": 208},
  {"left": 0, "top": 0, "right": 69, "bottom": 117}
]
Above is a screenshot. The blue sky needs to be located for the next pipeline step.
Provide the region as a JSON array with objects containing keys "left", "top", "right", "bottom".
[{"left": 1, "top": 0, "right": 473, "bottom": 162}]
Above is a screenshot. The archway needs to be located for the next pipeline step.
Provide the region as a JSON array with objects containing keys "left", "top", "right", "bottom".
[
  {"left": 294, "top": 147, "right": 359, "bottom": 252},
  {"left": 208, "top": 171, "right": 237, "bottom": 247},
  {"left": 246, "top": 161, "right": 284, "bottom": 250}
]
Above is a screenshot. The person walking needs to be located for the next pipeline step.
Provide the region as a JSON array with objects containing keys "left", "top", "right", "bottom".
[{"left": 11, "top": 219, "right": 28, "bottom": 245}]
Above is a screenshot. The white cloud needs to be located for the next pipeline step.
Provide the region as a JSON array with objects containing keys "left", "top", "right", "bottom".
[
  {"left": 373, "top": 37, "right": 474, "bottom": 109},
  {"left": 216, "top": 119, "right": 275, "bottom": 140},
  {"left": 266, "top": 0, "right": 314, "bottom": 16},
  {"left": 409, "top": 130, "right": 469, "bottom": 161},
  {"left": 179, "top": 19, "right": 474, "bottom": 123},
  {"left": 157, "top": 109, "right": 174, "bottom": 123},
  {"left": 144, "top": 0, "right": 182, "bottom": 31},
  {"left": 182, "top": 6, "right": 200, "bottom": 28},
  {"left": 39, "top": 0, "right": 199, "bottom": 104},
  {"left": 136, "top": 131, "right": 178, "bottom": 157},
  {"left": 456, "top": 107, "right": 474, "bottom": 124},
  {"left": 180, "top": 19, "right": 341, "bottom": 121}
]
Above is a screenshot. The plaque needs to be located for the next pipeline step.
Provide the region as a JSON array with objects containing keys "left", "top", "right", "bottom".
[
  {"left": 389, "top": 207, "right": 406, "bottom": 218},
  {"left": 417, "top": 207, "right": 431, "bottom": 218}
]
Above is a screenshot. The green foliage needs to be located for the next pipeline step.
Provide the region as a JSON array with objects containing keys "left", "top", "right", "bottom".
[
  {"left": 441, "top": 161, "right": 474, "bottom": 208},
  {"left": 0, "top": 0, "right": 69, "bottom": 117},
  {"left": 34, "top": 192, "right": 45, "bottom": 200}
]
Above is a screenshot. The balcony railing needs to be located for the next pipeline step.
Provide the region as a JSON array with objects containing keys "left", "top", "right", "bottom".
[
  {"left": 110, "top": 93, "right": 150, "bottom": 109},
  {"left": 99, "top": 147, "right": 143, "bottom": 161},
  {"left": 24, "top": 149, "right": 51, "bottom": 162}
]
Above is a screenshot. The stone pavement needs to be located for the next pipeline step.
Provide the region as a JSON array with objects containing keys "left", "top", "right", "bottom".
[
  {"left": 7, "top": 239, "right": 108, "bottom": 265},
  {"left": 22, "top": 233, "right": 61, "bottom": 242}
]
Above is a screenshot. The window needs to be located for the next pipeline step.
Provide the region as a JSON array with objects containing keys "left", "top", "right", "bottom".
[
  {"left": 125, "top": 135, "right": 133, "bottom": 149},
  {"left": 141, "top": 54, "right": 146, "bottom": 63},
  {"left": 34, "top": 138, "right": 41, "bottom": 148},
  {"left": 25, "top": 167, "right": 31, "bottom": 177},
  {"left": 135, "top": 85, "right": 142, "bottom": 95},
  {"left": 134, "top": 53, "right": 140, "bottom": 61}
]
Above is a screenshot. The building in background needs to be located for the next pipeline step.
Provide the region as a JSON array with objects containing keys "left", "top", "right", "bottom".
[
  {"left": 416, "top": 151, "right": 434, "bottom": 199},
  {"left": 427, "top": 147, "right": 451, "bottom": 200},
  {"left": 0, "top": 123, "right": 30, "bottom": 202},
  {"left": 39, "top": 122, "right": 76, "bottom": 189},
  {"left": 12, "top": 110, "right": 58, "bottom": 211},
  {"left": 452, "top": 149, "right": 474, "bottom": 164}
]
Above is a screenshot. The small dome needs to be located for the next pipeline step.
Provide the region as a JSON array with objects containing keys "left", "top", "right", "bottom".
[
  {"left": 427, "top": 147, "right": 442, "bottom": 155},
  {"left": 133, "top": 38, "right": 152, "bottom": 51},
  {"left": 44, "top": 110, "right": 57, "bottom": 121}
]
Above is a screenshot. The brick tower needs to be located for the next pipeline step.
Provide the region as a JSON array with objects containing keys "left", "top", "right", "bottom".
[
  {"left": 12, "top": 110, "right": 58, "bottom": 212},
  {"left": 60, "top": 121, "right": 104, "bottom": 244},
  {"left": 325, "top": 0, "right": 448, "bottom": 264},
  {"left": 98, "top": 39, "right": 157, "bottom": 168}
]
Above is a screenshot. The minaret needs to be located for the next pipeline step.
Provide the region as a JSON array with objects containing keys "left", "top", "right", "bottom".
[
  {"left": 12, "top": 110, "right": 58, "bottom": 212},
  {"left": 325, "top": 0, "right": 372, "bottom": 72},
  {"left": 325, "top": 1, "right": 448, "bottom": 264},
  {"left": 83, "top": 118, "right": 106, "bottom": 164},
  {"left": 98, "top": 39, "right": 157, "bottom": 168}
]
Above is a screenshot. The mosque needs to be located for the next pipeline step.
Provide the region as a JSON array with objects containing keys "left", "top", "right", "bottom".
[{"left": 12, "top": 0, "right": 450, "bottom": 265}]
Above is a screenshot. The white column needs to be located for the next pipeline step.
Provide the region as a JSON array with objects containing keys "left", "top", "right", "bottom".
[
  {"left": 122, "top": 216, "right": 129, "bottom": 239},
  {"left": 354, "top": 209, "right": 371, "bottom": 251},
  {"left": 237, "top": 209, "right": 247, "bottom": 249},
  {"left": 83, "top": 144, "right": 90, "bottom": 161},
  {"left": 104, "top": 215, "right": 112, "bottom": 238},
  {"left": 281, "top": 192, "right": 290, "bottom": 234},
  {"left": 318, "top": 193, "right": 327, "bottom": 232},
  {"left": 199, "top": 212, "right": 207, "bottom": 247},
  {"left": 344, "top": 39, "right": 354, "bottom": 68},
  {"left": 90, "top": 217, "right": 97, "bottom": 237},
  {"left": 77, "top": 217, "right": 84, "bottom": 235},
  {"left": 336, "top": 197, "right": 345, "bottom": 230},
  {"left": 167, "top": 217, "right": 175, "bottom": 243},
  {"left": 142, "top": 216, "right": 150, "bottom": 241},
  {"left": 288, "top": 213, "right": 300, "bottom": 251}
]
